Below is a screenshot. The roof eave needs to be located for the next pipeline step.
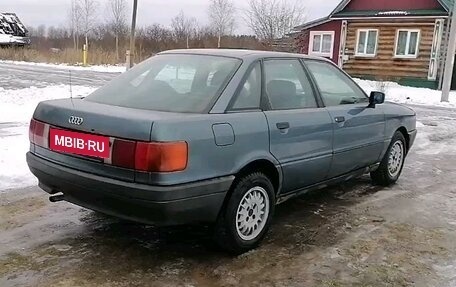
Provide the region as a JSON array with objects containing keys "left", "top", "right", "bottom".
[
  {"left": 330, "top": 0, "right": 351, "bottom": 16},
  {"left": 293, "top": 16, "right": 331, "bottom": 31},
  {"left": 331, "top": 0, "right": 452, "bottom": 14},
  {"left": 437, "top": 0, "right": 451, "bottom": 12},
  {"left": 293, "top": 0, "right": 451, "bottom": 32},
  {"left": 331, "top": 15, "right": 449, "bottom": 20}
]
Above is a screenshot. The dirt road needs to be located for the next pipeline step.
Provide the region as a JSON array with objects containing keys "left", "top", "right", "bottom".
[{"left": 1, "top": 106, "right": 456, "bottom": 287}]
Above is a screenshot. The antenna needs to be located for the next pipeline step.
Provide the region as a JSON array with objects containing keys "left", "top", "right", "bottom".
[
  {"left": 69, "top": 69, "right": 73, "bottom": 98},
  {"left": 69, "top": 69, "right": 75, "bottom": 108}
]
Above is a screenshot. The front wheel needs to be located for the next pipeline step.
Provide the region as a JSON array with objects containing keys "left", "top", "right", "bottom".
[
  {"left": 371, "top": 131, "right": 407, "bottom": 186},
  {"left": 214, "top": 172, "right": 275, "bottom": 254}
]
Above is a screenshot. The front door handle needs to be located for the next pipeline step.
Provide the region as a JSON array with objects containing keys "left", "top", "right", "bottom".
[
  {"left": 334, "top": 116, "right": 346, "bottom": 123},
  {"left": 276, "top": 122, "right": 290, "bottom": 130}
]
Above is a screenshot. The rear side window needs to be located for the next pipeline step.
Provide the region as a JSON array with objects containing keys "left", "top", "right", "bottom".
[
  {"left": 305, "top": 60, "right": 368, "bottom": 106},
  {"left": 231, "top": 62, "right": 262, "bottom": 110},
  {"left": 85, "top": 54, "right": 241, "bottom": 113}
]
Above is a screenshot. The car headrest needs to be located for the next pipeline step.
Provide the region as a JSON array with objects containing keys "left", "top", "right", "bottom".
[
  {"left": 210, "top": 71, "right": 228, "bottom": 87},
  {"left": 267, "top": 80, "right": 297, "bottom": 98}
]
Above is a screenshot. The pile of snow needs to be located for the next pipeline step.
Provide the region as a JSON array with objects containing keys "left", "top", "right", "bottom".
[
  {"left": 0, "top": 124, "right": 38, "bottom": 189},
  {"left": 356, "top": 79, "right": 456, "bottom": 107},
  {"left": 0, "top": 85, "right": 96, "bottom": 190},
  {"left": 0, "top": 60, "right": 126, "bottom": 73},
  {"left": 0, "top": 85, "right": 95, "bottom": 123}
]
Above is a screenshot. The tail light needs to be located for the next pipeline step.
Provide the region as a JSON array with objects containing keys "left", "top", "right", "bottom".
[
  {"left": 111, "top": 139, "right": 136, "bottom": 169},
  {"left": 111, "top": 140, "right": 188, "bottom": 172},
  {"left": 135, "top": 141, "right": 188, "bottom": 172},
  {"left": 29, "top": 119, "right": 49, "bottom": 148}
]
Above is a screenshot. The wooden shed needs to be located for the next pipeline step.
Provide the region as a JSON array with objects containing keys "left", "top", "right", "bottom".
[{"left": 293, "top": 0, "right": 453, "bottom": 89}]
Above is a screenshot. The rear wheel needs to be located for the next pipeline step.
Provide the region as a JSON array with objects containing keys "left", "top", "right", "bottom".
[
  {"left": 214, "top": 172, "right": 275, "bottom": 254},
  {"left": 371, "top": 131, "right": 407, "bottom": 186}
]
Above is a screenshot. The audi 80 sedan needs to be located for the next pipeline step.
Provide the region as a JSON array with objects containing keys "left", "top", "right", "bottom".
[{"left": 27, "top": 49, "right": 417, "bottom": 253}]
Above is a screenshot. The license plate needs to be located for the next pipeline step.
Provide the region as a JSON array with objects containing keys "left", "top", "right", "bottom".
[{"left": 49, "top": 128, "right": 110, "bottom": 159}]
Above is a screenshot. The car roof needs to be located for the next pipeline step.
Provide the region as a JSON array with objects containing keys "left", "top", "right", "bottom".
[{"left": 158, "top": 48, "right": 327, "bottom": 61}]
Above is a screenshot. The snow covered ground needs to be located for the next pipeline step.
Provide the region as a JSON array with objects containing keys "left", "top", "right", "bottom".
[
  {"left": 356, "top": 79, "right": 456, "bottom": 107},
  {"left": 0, "top": 72, "right": 456, "bottom": 191},
  {"left": 0, "top": 60, "right": 126, "bottom": 73},
  {"left": 0, "top": 85, "right": 96, "bottom": 190}
]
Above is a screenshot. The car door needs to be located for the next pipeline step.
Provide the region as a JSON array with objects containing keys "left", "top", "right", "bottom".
[
  {"left": 262, "top": 58, "right": 333, "bottom": 194},
  {"left": 304, "top": 60, "right": 385, "bottom": 178}
]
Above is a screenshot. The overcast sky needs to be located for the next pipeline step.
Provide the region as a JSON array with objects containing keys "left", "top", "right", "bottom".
[{"left": 3, "top": 0, "right": 340, "bottom": 34}]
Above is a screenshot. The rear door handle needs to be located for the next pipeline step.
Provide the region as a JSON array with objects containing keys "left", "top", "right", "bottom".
[
  {"left": 276, "top": 122, "right": 290, "bottom": 130},
  {"left": 334, "top": 116, "right": 345, "bottom": 123}
]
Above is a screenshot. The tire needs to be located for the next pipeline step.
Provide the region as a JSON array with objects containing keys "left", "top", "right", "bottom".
[
  {"left": 371, "top": 131, "right": 407, "bottom": 186},
  {"left": 214, "top": 172, "right": 275, "bottom": 254}
]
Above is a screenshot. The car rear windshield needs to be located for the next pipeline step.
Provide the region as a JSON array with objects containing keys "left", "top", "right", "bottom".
[{"left": 85, "top": 54, "right": 241, "bottom": 113}]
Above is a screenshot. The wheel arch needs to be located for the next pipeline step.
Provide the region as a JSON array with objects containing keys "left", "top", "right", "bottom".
[
  {"left": 396, "top": 126, "right": 410, "bottom": 152},
  {"left": 234, "top": 159, "right": 282, "bottom": 194},
  {"left": 218, "top": 159, "right": 282, "bottom": 217}
]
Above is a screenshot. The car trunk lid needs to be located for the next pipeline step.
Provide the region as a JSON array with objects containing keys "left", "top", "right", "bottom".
[
  {"left": 30, "top": 98, "right": 186, "bottom": 182},
  {"left": 33, "top": 98, "right": 160, "bottom": 141}
]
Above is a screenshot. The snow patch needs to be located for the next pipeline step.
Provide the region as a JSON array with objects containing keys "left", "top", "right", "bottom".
[
  {"left": 0, "top": 85, "right": 96, "bottom": 191},
  {"left": 0, "top": 85, "right": 95, "bottom": 123},
  {"left": 0, "top": 60, "right": 126, "bottom": 73},
  {"left": 355, "top": 79, "right": 456, "bottom": 108},
  {"left": 0, "top": 124, "right": 37, "bottom": 189}
]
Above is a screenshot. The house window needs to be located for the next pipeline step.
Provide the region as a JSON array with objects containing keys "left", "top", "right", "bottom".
[
  {"left": 309, "top": 31, "right": 334, "bottom": 57},
  {"left": 395, "top": 29, "right": 420, "bottom": 58},
  {"left": 356, "top": 29, "right": 378, "bottom": 56}
]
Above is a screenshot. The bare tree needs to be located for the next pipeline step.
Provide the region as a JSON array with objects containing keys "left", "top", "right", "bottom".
[
  {"left": 208, "top": 0, "right": 236, "bottom": 48},
  {"left": 79, "top": 0, "right": 99, "bottom": 49},
  {"left": 106, "top": 0, "right": 127, "bottom": 61},
  {"left": 171, "top": 10, "right": 197, "bottom": 48},
  {"left": 245, "top": 0, "right": 305, "bottom": 46},
  {"left": 69, "top": 0, "right": 82, "bottom": 49},
  {"left": 32, "top": 25, "right": 46, "bottom": 38}
]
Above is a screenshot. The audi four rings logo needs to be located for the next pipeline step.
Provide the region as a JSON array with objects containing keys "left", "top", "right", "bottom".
[{"left": 69, "top": 116, "right": 84, "bottom": 125}]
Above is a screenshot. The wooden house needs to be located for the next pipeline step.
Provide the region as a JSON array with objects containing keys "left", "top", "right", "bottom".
[{"left": 293, "top": 0, "right": 454, "bottom": 89}]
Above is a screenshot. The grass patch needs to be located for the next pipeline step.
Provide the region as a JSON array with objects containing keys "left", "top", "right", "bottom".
[{"left": 0, "top": 47, "right": 121, "bottom": 65}]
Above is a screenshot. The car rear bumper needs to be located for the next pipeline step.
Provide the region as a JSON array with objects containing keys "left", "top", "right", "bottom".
[{"left": 26, "top": 152, "right": 234, "bottom": 226}]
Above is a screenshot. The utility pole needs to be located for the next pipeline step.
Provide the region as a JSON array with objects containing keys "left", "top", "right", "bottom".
[
  {"left": 127, "top": 0, "right": 138, "bottom": 70},
  {"left": 441, "top": 1, "right": 456, "bottom": 102}
]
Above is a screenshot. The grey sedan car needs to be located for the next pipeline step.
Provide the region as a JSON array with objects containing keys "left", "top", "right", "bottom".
[{"left": 27, "top": 49, "right": 417, "bottom": 253}]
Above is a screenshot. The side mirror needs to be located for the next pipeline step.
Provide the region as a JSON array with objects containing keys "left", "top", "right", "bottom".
[{"left": 368, "top": 91, "right": 385, "bottom": 108}]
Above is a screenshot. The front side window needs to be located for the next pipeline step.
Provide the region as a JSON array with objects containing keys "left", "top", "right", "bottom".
[
  {"left": 395, "top": 30, "right": 420, "bottom": 58},
  {"left": 85, "top": 54, "right": 241, "bottom": 113},
  {"left": 264, "top": 59, "right": 317, "bottom": 110},
  {"left": 356, "top": 29, "right": 378, "bottom": 56},
  {"left": 309, "top": 31, "right": 334, "bottom": 57},
  {"left": 305, "top": 60, "right": 368, "bottom": 107}
]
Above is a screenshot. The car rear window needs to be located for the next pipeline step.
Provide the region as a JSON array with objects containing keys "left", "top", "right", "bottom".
[{"left": 85, "top": 54, "right": 241, "bottom": 113}]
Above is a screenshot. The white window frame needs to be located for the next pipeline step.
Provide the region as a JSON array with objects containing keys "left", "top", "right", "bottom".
[
  {"left": 355, "top": 29, "right": 378, "bottom": 57},
  {"left": 394, "top": 29, "right": 421, "bottom": 58},
  {"left": 309, "top": 31, "right": 335, "bottom": 57}
]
